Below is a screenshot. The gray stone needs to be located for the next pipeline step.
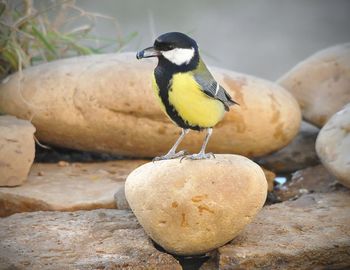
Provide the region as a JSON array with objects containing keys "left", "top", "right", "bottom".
[
  {"left": 0, "top": 209, "right": 181, "bottom": 270},
  {"left": 257, "top": 121, "right": 319, "bottom": 173},
  {"left": 0, "top": 115, "right": 36, "bottom": 186},
  {"left": 114, "top": 183, "right": 130, "bottom": 210},
  {"left": 316, "top": 103, "right": 350, "bottom": 188}
]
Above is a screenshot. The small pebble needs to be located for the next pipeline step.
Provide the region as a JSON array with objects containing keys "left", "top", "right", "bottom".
[{"left": 58, "top": 161, "right": 69, "bottom": 167}]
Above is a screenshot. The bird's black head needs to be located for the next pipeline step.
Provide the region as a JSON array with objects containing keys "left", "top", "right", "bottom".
[
  {"left": 153, "top": 32, "right": 198, "bottom": 51},
  {"left": 136, "top": 32, "right": 199, "bottom": 68}
]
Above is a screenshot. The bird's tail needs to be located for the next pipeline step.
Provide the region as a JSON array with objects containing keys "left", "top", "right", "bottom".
[{"left": 224, "top": 91, "right": 239, "bottom": 111}]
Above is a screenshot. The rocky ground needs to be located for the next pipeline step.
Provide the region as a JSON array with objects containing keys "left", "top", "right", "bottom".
[
  {"left": 1, "top": 148, "right": 349, "bottom": 269},
  {"left": 1, "top": 183, "right": 349, "bottom": 269},
  {"left": 1, "top": 45, "right": 350, "bottom": 269}
]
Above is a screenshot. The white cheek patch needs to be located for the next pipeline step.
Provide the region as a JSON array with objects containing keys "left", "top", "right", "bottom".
[{"left": 161, "top": 47, "right": 195, "bottom": 65}]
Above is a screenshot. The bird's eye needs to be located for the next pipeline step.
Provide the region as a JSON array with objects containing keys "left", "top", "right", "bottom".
[
  {"left": 154, "top": 42, "right": 174, "bottom": 51},
  {"left": 166, "top": 44, "right": 174, "bottom": 50}
]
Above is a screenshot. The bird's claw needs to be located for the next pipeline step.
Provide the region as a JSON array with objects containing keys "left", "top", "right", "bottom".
[
  {"left": 153, "top": 150, "right": 188, "bottom": 162},
  {"left": 180, "top": 152, "right": 215, "bottom": 161}
]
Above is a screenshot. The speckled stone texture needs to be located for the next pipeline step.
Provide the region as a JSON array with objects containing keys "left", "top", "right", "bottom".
[
  {"left": 0, "top": 210, "right": 181, "bottom": 270},
  {"left": 201, "top": 191, "right": 350, "bottom": 270}
]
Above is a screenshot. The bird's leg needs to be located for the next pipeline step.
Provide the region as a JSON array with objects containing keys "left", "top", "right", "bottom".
[
  {"left": 182, "top": 128, "right": 215, "bottom": 160},
  {"left": 153, "top": 129, "right": 189, "bottom": 161}
]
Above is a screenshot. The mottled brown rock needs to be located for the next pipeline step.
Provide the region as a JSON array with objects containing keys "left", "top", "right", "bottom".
[
  {"left": 278, "top": 43, "right": 350, "bottom": 127},
  {"left": 0, "top": 53, "right": 301, "bottom": 158},
  {"left": 0, "top": 115, "right": 35, "bottom": 186},
  {"left": 261, "top": 167, "right": 276, "bottom": 192},
  {"left": 316, "top": 104, "right": 350, "bottom": 188},
  {"left": 0, "top": 209, "right": 181, "bottom": 270},
  {"left": 275, "top": 165, "right": 340, "bottom": 201},
  {"left": 258, "top": 121, "right": 319, "bottom": 173},
  {"left": 125, "top": 154, "right": 267, "bottom": 256},
  {"left": 0, "top": 160, "right": 146, "bottom": 217},
  {"left": 214, "top": 192, "right": 350, "bottom": 270}
]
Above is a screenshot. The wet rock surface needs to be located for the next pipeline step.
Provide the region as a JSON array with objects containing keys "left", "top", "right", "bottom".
[
  {"left": 0, "top": 209, "right": 182, "bottom": 270},
  {"left": 0, "top": 160, "right": 146, "bottom": 217},
  {"left": 0, "top": 115, "right": 36, "bottom": 187},
  {"left": 274, "top": 165, "right": 341, "bottom": 201}
]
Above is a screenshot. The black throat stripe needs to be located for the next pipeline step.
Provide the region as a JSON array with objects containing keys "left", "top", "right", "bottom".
[{"left": 154, "top": 55, "right": 201, "bottom": 131}]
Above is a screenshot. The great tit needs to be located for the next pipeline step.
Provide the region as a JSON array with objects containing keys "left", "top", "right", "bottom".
[{"left": 136, "top": 32, "right": 237, "bottom": 160}]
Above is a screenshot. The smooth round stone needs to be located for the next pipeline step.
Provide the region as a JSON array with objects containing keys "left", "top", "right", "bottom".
[
  {"left": 257, "top": 121, "right": 320, "bottom": 173},
  {"left": 316, "top": 104, "right": 350, "bottom": 188},
  {"left": 125, "top": 154, "right": 267, "bottom": 256},
  {"left": 278, "top": 43, "right": 350, "bottom": 128},
  {"left": 0, "top": 53, "right": 301, "bottom": 158}
]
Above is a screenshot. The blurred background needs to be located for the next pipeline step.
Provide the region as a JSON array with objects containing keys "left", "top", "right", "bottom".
[
  {"left": 2, "top": 0, "right": 350, "bottom": 80},
  {"left": 78, "top": 0, "right": 350, "bottom": 79}
]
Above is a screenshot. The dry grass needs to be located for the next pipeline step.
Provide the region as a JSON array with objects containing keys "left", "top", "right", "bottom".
[{"left": 0, "top": 0, "right": 136, "bottom": 80}]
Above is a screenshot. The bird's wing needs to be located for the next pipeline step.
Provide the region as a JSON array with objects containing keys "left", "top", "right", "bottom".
[{"left": 193, "top": 59, "right": 238, "bottom": 111}]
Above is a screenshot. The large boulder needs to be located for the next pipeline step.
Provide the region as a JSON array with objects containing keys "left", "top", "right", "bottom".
[
  {"left": 316, "top": 104, "right": 350, "bottom": 188},
  {"left": 0, "top": 116, "right": 35, "bottom": 186},
  {"left": 0, "top": 53, "right": 301, "bottom": 158},
  {"left": 125, "top": 154, "right": 267, "bottom": 256},
  {"left": 278, "top": 43, "right": 350, "bottom": 127},
  {"left": 257, "top": 121, "right": 319, "bottom": 173}
]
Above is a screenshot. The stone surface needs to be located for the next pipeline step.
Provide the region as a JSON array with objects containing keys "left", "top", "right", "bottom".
[
  {"left": 0, "top": 53, "right": 301, "bottom": 158},
  {"left": 0, "top": 115, "right": 36, "bottom": 186},
  {"left": 278, "top": 43, "right": 350, "bottom": 127},
  {"left": 116, "top": 166, "right": 275, "bottom": 210},
  {"left": 0, "top": 160, "right": 146, "bottom": 217},
  {"left": 0, "top": 209, "right": 181, "bottom": 270},
  {"left": 206, "top": 191, "right": 350, "bottom": 270},
  {"left": 316, "top": 104, "right": 350, "bottom": 188},
  {"left": 125, "top": 154, "right": 267, "bottom": 256},
  {"left": 2, "top": 191, "right": 349, "bottom": 270},
  {"left": 261, "top": 167, "right": 276, "bottom": 192},
  {"left": 274, "top": 165, "right": 340, "bottom": 201},
  {"left": 257, "top": 121, "right": 319, "bottom": 173},
  {"left": 114, "top": 183, "right": 130, "bottom": 210}
]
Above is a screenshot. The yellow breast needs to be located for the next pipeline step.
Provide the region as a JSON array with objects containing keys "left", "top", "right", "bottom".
[{"left": 168, "top": 72, "right": 225, "bottom": 128}]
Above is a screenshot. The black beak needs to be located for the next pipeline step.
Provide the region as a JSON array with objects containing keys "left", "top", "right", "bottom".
[{"left": 136, "top": 46, "right": 160, "bottom": 59}]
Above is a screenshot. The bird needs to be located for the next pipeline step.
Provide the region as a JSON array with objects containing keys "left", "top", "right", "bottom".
[{"left": 136, "top": 32, "right": 237, "bottom": 160}]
